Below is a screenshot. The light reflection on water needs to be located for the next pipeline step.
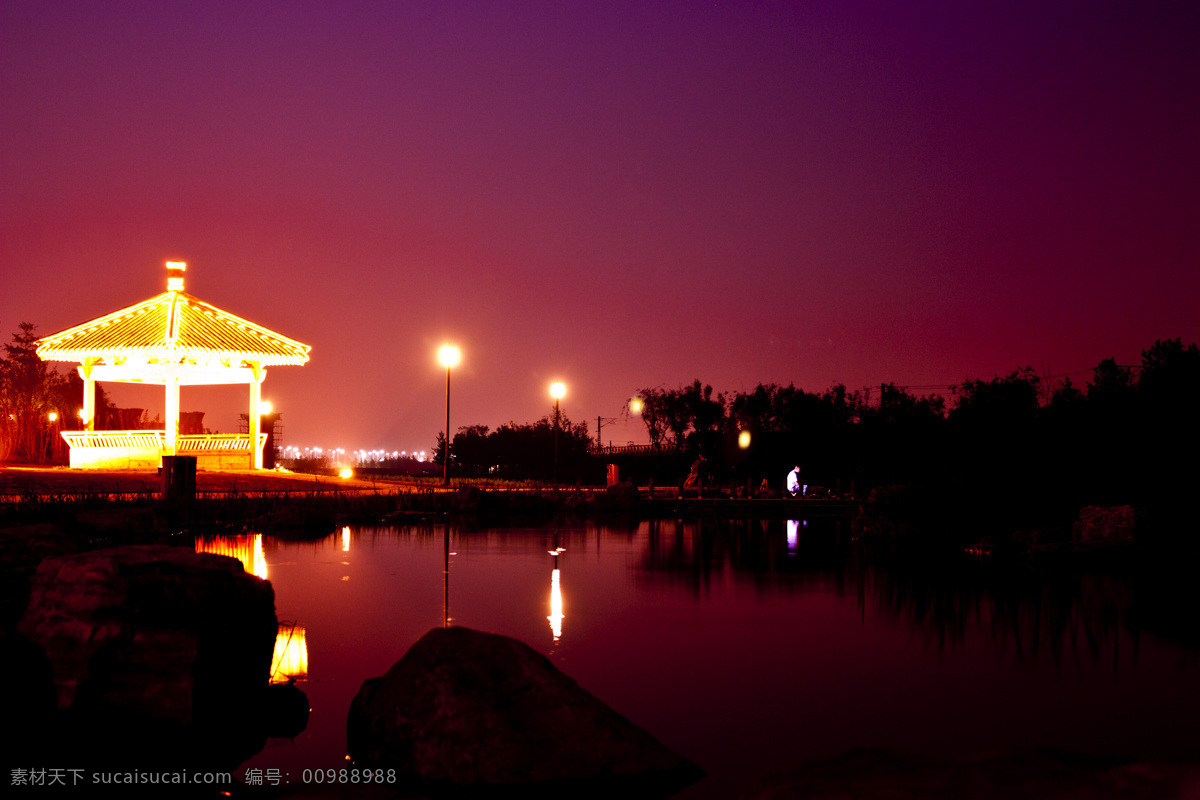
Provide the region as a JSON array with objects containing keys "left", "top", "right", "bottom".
[
  {"left": 196, "top": 533, "right": 268, "bottom": 579},
  {"left": 196, "top": 534, "right": 309, "bottom": 684},
  {"left": 228, "top": 520, "right": 1200, "bottom": 798}
]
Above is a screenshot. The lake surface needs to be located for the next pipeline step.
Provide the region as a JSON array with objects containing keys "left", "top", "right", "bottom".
[{"left": 209, "top": 519, "right": 1200, "bottom": 797}]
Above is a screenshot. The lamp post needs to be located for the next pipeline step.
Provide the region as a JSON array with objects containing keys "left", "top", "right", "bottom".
[
  {"left": 46, "top": 411, "right": 59, "bottom": 463},
  {"left": 438, "top": 344, "right": 461, "bottom": 486},
  {"left": 550, "top": 381, "right": 566, "bottom": 483}
]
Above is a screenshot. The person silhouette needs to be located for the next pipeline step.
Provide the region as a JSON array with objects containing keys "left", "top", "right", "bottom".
[{"left": 786, "top": 465, "right": 802, "bottom": 497}]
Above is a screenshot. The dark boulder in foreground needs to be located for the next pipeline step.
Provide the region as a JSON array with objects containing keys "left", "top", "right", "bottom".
[
  {"left": 743, "top": 748, "right": 1200, "bottom": 799},
  {"left": 347, "top": 626, "right": 702, "bottom": 797},
  {"left": 17, "top": 545, "right": 278, "bottom": 768},
  {"left": 0, "top": 522, "right": 80, "bottom": 629},
  {"left": 0, "top": 629, "right": 57, "bottom": 762}
]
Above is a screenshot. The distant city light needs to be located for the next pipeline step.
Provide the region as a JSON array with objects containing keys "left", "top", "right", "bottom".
[{"left": 282, "top": 444, "right": 443, "bottom": 470}]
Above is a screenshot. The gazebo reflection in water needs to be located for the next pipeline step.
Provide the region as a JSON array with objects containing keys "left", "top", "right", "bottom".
[
  {"left": 196, "top": 533, "right": 309, "bottom": 684},
  {"left": 35, "top": 260, "right": 311, "bottom": 470}
]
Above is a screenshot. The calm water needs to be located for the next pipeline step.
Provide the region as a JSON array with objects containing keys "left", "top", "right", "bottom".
[{"left": 211, "top": 519, "right": 1200, "bottom": 797}]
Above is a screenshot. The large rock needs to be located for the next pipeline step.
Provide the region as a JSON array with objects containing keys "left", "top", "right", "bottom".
[
  {"left": 17, "top": 545, "right": 277, "bottom": 766},
  {"left": 347, "top": 626, "right": 702, "bottom": 797},
  {"left": 0, "top": 629, "right": 57, "bottom": 762},
  {"left": 742, "top": 748, "right": 1200, "bottom": 799},
  {"left": 0, "top": 522, "right": 80, "bottom": 629}
]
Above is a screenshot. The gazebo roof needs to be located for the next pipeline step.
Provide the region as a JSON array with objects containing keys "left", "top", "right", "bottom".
[{"left": 36, "top": 263, "right": 311, "bottom": 367}]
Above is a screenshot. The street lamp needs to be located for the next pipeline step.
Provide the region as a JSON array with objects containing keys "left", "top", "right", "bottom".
[
  {"left": 550, "top": 381, "right": 566, "bottom": 483},
  {"left": 438, "top": 344, "right": 461, "bottom": 486}
]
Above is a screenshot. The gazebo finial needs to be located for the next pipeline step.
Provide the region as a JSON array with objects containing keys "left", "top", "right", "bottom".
[{"left": 166, "top": 260, "right": 186, "bottom": 292}]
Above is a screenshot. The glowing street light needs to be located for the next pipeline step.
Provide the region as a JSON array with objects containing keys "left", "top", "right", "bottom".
[
  {"left": 439, "top": 344, "right": 462, "bottom": 370},
  {"left": 438, "top": 344, "right": 461, "bottom": 486}
]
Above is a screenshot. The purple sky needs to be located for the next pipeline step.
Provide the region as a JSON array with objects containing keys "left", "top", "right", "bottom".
[{"left": 3, "top": 1, "right": 1197, "bottom": 452}]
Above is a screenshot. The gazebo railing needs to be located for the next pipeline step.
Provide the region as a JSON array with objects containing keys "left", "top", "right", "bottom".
[
  {"left": 62, "top": 431, "right": 168, "bottom": 449},
  {"left": 61, "top": 431, "right": 267, "bottom": 453},
  {"left": 178, "top": 433, "right": 269, "bottom": 452}
]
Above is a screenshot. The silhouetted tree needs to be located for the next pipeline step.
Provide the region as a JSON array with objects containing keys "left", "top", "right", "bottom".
[
  {"left": 0, "top": 322, "right": 81, "bottom": 463},
  {"left": 635, "top": 381, "right": 726, "bottom": 453},
  {"left": 950, "top": 368, "right": 1040, "bottom": 429},
  {"left": 661, "top": 387, "right": 692, "bottom": 450},
  {"left": 1048, "top": 377, "right": 1085, "bottom": 412},
  {"left": 431, "top": 431, "right": 448, "bottom": 472},
  {"left": 449, "top": 424, "right": 492, "bottom": 476},
  {"left": 440, "top": 415, "right": 592, "bottom": 481},
  {"left": 1133, "top": 338, "right": 1200, "bottom": 522},
  {"left": 1087, "top": 358, "right": 1137, "bottom": 423},
  {"left": 856, "top": 383, "right": 947, "bottom": 489},
  {"left": 634, "top": 387, "right": 672, "bottom": 449},
  {"left": 1137, "top": 338, "right": 1200, "bottom": 413}
]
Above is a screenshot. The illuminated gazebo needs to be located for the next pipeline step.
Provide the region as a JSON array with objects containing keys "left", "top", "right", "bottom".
[{"left": 36, "top": 261, "right": 311, "bottom": 470}]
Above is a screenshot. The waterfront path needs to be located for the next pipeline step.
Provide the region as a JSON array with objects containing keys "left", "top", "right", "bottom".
[
  {"left": 0, "top": 464, "right": 422, "bottom": 500},
  {"left": 1, "top": 465, "right": 860, "bottom": 516}
]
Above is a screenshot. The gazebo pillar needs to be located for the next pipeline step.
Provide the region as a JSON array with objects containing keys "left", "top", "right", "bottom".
[
  {"left": 79, "top": 358, "right": 98, "bottom": 431},
  {"left": 82, "top": 379, "right": 95, "bottom": 431},
  {"left": 164, "top": 370, "right": 180, "bottom": 456},
  {"left": 249, "top": 362, "right": 265, "bottom": 469}
]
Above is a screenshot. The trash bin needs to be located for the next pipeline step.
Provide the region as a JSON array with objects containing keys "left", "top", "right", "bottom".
[{"left": 161, "top": 455, "right": 197, "bottom": 504}]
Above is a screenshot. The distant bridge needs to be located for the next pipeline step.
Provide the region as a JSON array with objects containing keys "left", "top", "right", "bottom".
[{"left": 590, "top": 443, "right": 667, "bottom": 457}]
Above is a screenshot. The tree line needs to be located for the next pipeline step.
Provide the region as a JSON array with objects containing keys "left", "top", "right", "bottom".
[
  {"left": 433, "top": 337, "right": 1198, "bottom": 519},
  {"left": 623, "top": 339, "right": 1198, "bottom": 526},
  {"left": 435, "top": 415, "right": 594, "bottom": 482}
]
